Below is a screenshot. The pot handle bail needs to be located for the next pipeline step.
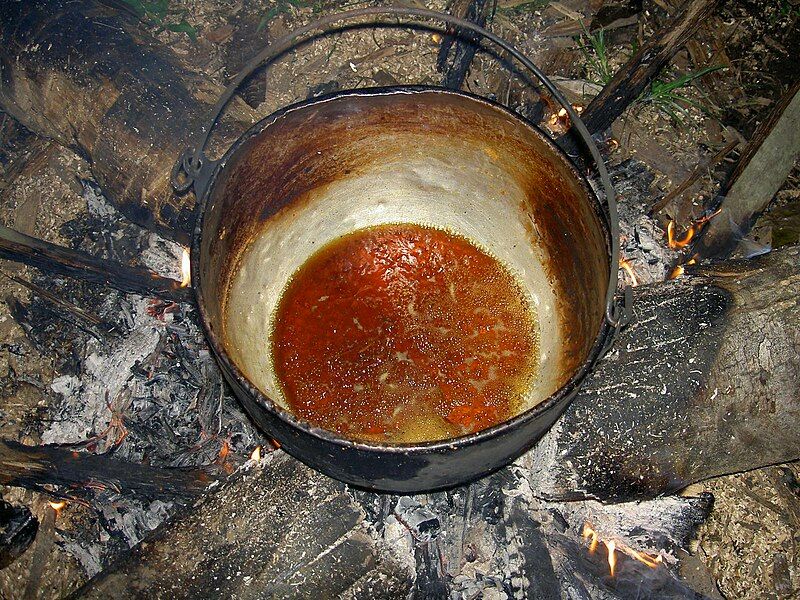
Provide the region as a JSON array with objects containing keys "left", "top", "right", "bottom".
[{"left": 171, "top": 6, "right": 630, "bottom": 334}]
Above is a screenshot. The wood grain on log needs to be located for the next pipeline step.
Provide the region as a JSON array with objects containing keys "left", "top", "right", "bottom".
[
  {"left": 693, "top": 80, "right": 800, "bottom": 259},
  {"left": 0, "top": 224, "right": 193, "bottom": 303},
  {"left": 0, "top": 0, "right": 257, "bottom": 243},
  {"left": 0, "top": 440, "right": 213, "bottom": 500},
  {"left": 525, "top": 244, "right": 800, "bottom": 502}
]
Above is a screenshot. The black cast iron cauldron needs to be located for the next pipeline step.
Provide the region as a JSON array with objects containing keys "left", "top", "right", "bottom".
[{"left": 172, "top": 7, "right": 630, "bottom": 493}]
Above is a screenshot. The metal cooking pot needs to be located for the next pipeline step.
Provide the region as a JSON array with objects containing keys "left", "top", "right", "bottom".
[{"left": 172, "top": 8, "right": 629, "bottom": 493}]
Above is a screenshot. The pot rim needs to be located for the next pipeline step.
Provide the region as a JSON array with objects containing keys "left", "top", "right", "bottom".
[{"left": 192, "top": 85, "right": 613, "bottom": 453}]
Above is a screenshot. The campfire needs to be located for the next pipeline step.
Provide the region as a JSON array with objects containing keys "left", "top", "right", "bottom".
[{"left": 0, "top": 0, "right": 798, "bottom": 598}]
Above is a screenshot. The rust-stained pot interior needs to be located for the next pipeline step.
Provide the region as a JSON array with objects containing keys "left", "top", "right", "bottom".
[{"left": 197, "top": 88, "right": 609, "bottom": 446}]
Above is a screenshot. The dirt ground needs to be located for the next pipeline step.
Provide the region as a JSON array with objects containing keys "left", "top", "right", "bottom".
[{"left": 1, "top": 0, "right": 798, "bottom": 597}]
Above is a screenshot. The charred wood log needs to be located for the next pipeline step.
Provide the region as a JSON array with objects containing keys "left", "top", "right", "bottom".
[
  {"left": 558, "top": 0, "right": 723, "bottom": 155},
  {"left": 525, "top": 244, "right": 800, "bottom": 502},
  {"left": 74, "top": 453, "right": 413, "bottom": 599},
  {"left": 0, "top": 224, "right": 192, "bottom": 304},
  {"left": 693, "top": 80, "right": 800, "bottom": 259},
  {"left": 437, "top": 0, "right": 495, "bottom": 90},
  {"left": 0, "top": 0, "right": 256, "bottom": 243},
  {"left": 0, "top": 440, "right": 213, "bottom": 501},
  {"left": 0, "top": 498, "right": 38, "bottom": 569}
]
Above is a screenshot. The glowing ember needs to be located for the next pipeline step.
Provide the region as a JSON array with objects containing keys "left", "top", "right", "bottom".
[
  {"left": 217, "top": 440, "right": 230, "bottom": 462},
  {"left": 606, "top": 540, "right": 617, "bottom": 576},
  {"left": 573, "top": 104, "right": 584, "bottom": 114},
  {"left": 666, "top": 221, "right": 695, "bottom": 250},
  {"left": 582, "top": 522, "right": 665, "bottom": 577},
  {"left": 49, "top": 500, "right": 67, "bottom": 512},
  {"left": 250, "top": 445, "right": 262, "bottom": 462},
  {"left": 180, "top": 248, "right": 191, "bottom": 288},
  {"left": 669, "top": 265, "right": 685, "bottom": 280},
  {"left": 619, "top": 258, "right": 639, "bottom": 287}
]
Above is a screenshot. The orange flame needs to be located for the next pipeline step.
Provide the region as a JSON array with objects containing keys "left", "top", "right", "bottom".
[
  {"left": 548, "top": 107, "right": 577, "bottom": 128},
  {"left": 582, "top": 522, "right": 665, "bottom": 577},
  {"left": 250, "top": 445, "right": 262, "bottom": 462},
  {"left": 668, "top": 265, "right": 685, "bottom": 280},
  {"left": 627, "top": 547, "right": 664, "bottom": 568},
  {"left": 180, "top": 248, "right": 191, "bottom": 288},
  {"left": 582, "top": 523, "right": 600, "bottom": 554},
  {"left": 606, "top": 540, "right": 617, "bottom": 576},
  {"left": 666, "top": 221, "right": 695, "bottom": 249},
  {"left": 666, "top": 210, "right": 721, "bottom": 251},
  {"left": 619, "top": 258, "right": 639, "bottom": 287},
  {"left": 49, "top": 500, "right": 67, "bottom": 513}
]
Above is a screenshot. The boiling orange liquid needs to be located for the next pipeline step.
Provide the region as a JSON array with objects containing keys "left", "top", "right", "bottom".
[{"left": 272, "top": 224, "right": 539, "bottom": 442}]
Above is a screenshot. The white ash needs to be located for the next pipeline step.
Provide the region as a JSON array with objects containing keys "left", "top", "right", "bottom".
[
  {"left": 140, "top": 232, "right": 186, "bottom": 280},
  {"left": 24, "top": 187, "right": 264, "bottom": 576},
  {"left": 43, "top": 296, "right": 161, "bottom": 446},
  {"left": 84, "top": 184, "right": 118, "bottom": 220},
  {"left": 59, "top": 538, "right": 103, "bottom": 578},
  {"left": 357, "top": 462, "right": 709, "bottom": 599},
  {"left": 99, "top": 498, "right": 173, "bottom": 548},
  {"left": 608, "top": 159, "right": 675, "bottom": 285}
]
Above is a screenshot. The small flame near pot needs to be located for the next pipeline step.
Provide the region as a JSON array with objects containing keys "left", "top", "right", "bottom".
[
  {"left": 582, "top": 523, "right": 664, "bottom": 577},
  {"left": 619, "top": 258, "right": 639, "bottom": 287},
  {"left": 48, "top": 500, "right": 67, "bottom": 515},
  {"left": 180, "top": 248, "right": 191, "bottom": 288}
]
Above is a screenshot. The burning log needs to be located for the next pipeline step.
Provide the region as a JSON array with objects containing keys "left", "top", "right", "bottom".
[
  {"left": 526, "top": 244, "right": 800, "bottom": 502},
  {"left": 0, "top": 440, "right": 213, "bottom": 501},
  {"left": 693, "top": 80, "right": 800, "bottom": 259},
  {"left": 0, "top": 224, "right": 192, "bottom": 303},
  {"left": 0, "top": 0, "right": 256, "bottom": 243}
]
